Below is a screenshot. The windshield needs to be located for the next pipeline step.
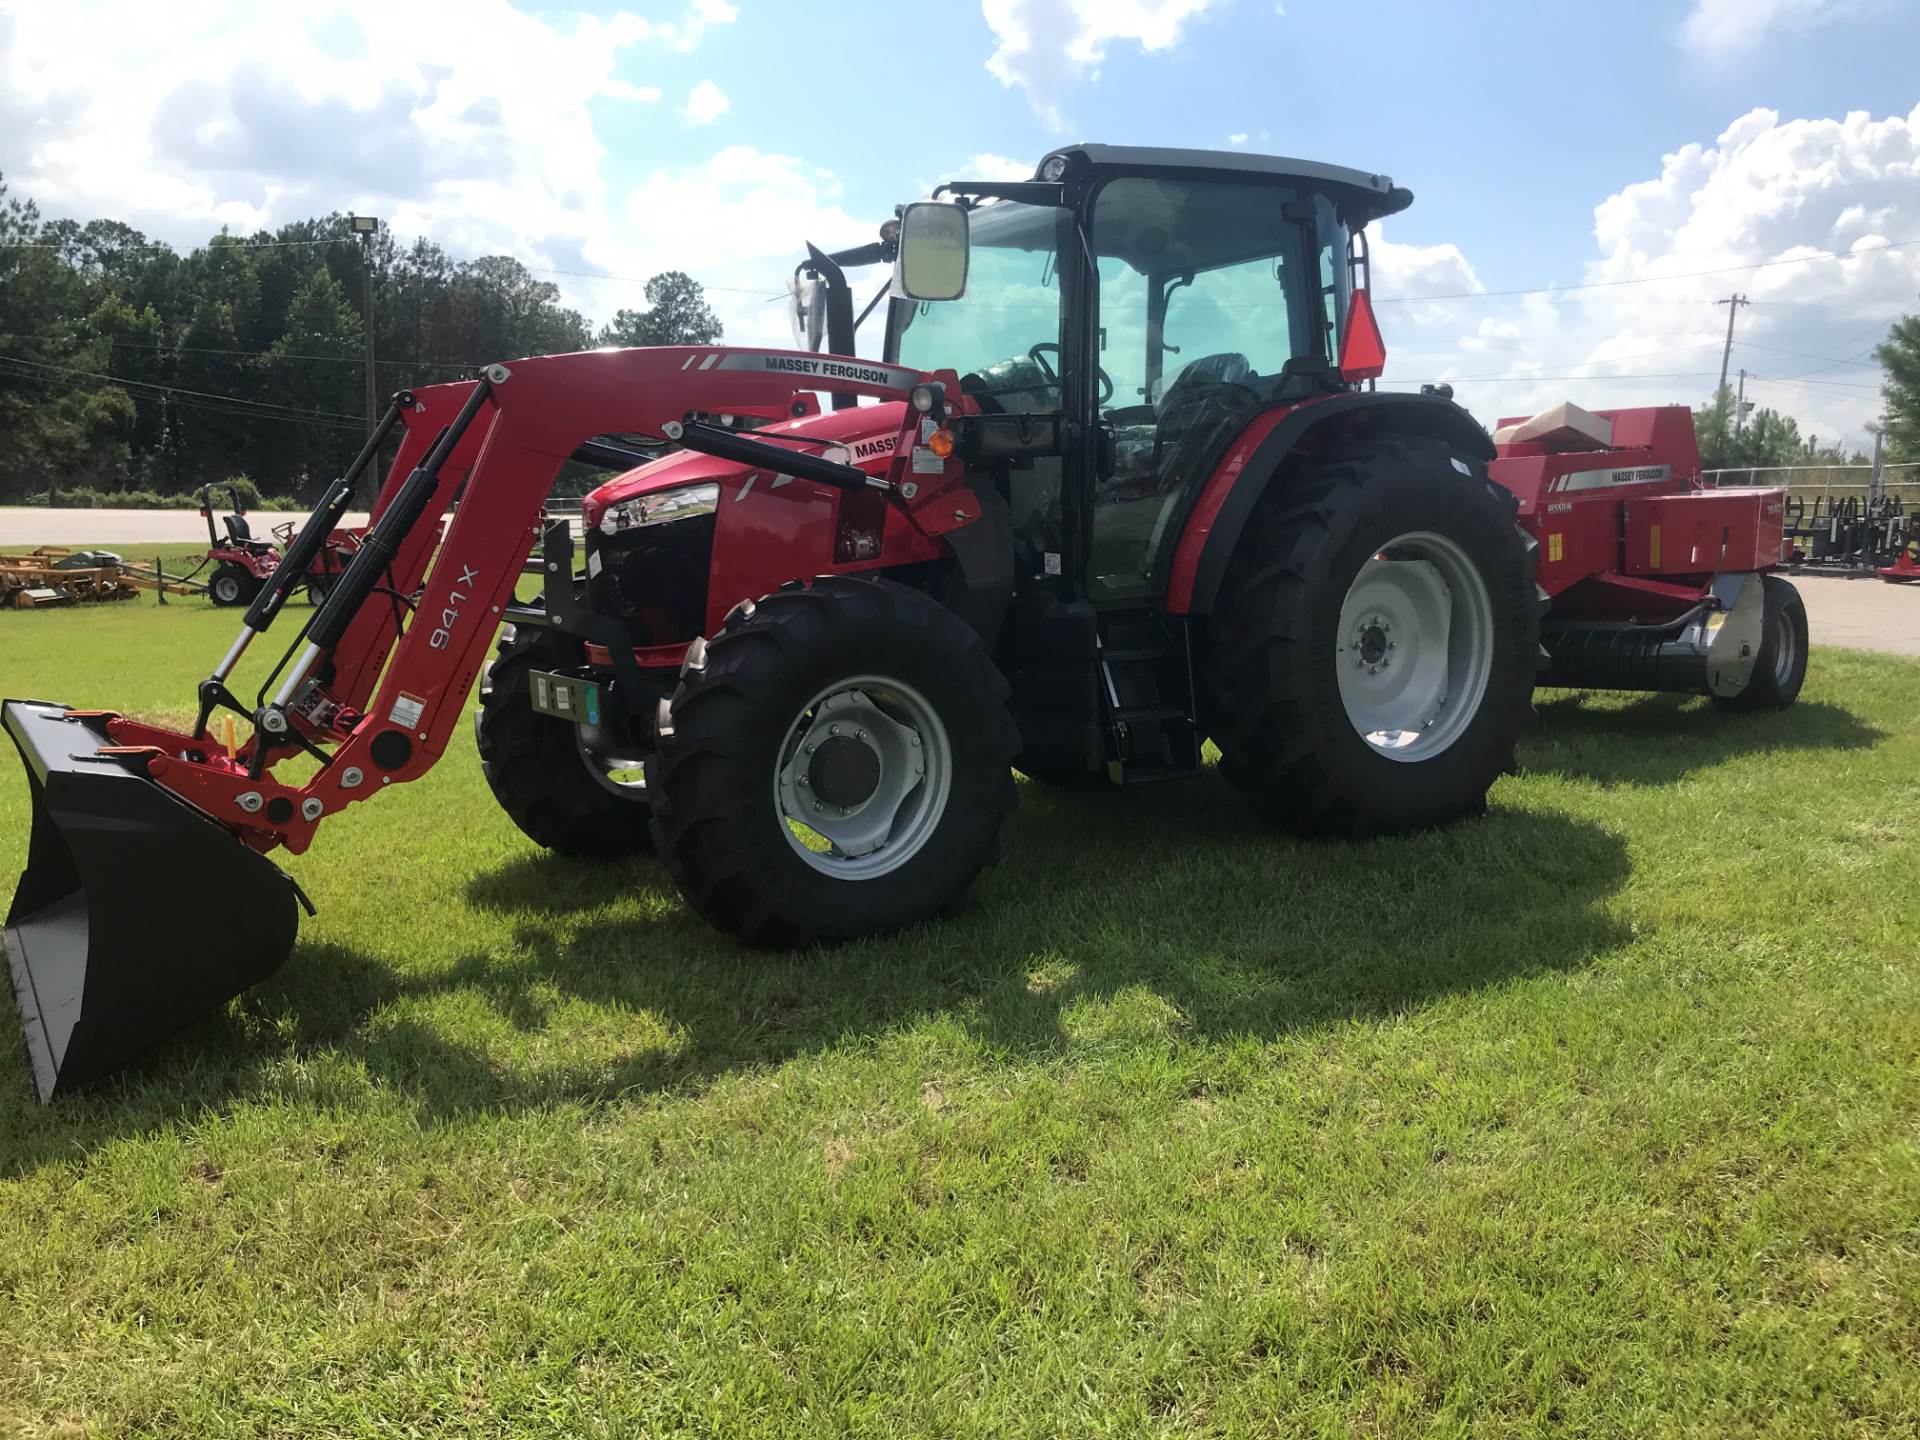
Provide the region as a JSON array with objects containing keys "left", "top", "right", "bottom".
[{"left": 889, "top": 200, "right": 1068, "bottom": 415}]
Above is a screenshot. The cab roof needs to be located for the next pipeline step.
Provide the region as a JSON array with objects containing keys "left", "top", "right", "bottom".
[{"left": 1035, "top": 143, "right": 1413, "bottom": 224}]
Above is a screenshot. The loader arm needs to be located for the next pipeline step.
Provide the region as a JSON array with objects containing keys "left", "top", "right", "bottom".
[
  {"left": 41, "top": 347, "right": 962, "bottom": 859},
  {"left": 3, "top": 345, "right": 976, "bottom": 1100}
]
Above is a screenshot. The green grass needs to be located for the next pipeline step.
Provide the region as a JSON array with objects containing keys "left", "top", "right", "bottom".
[{"left": 1, "top": 579, "right": 1918, "bottom": 1437}]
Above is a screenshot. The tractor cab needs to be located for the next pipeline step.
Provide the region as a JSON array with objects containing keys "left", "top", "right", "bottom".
[{"left": 807, "top": 144, "right": 1410, "bottom": 602}]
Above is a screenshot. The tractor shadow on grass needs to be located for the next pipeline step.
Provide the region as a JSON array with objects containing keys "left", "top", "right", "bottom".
[
  {"left": 1521, "top": 693, "right": 1883, "bottom": 788},
  {"left": 0, "top": 774, "right": 1635, "bottom": 1159}
]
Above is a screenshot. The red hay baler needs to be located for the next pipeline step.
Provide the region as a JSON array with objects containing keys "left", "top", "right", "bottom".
[{"left": 1490, "top": 401, "right": 1805, "bottom": 709}]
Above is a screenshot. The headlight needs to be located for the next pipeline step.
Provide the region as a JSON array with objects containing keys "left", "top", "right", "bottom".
[{"left": 598, "top": 483, "right": 720, "bottom": 536}]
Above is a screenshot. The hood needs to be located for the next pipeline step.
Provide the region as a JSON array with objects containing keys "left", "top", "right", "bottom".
[{"left": 581, "top": 402, "right": 911, "bottom": 528}]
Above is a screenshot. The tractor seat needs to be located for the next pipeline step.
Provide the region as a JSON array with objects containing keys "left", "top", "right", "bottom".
[
  {"left": 1152, "top": 352, "right": 1254, "bottom": 414},
  {"left": 224, "top": 514, "right": 253, "bottom": 542},
  {"left": 961, "top": 355, "right": 1060, "bottom": 415}
]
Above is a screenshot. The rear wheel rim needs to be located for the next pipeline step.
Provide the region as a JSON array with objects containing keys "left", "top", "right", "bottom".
[
  {"left": 212, "top": 574, "right": 241, "bottom": 603},
  {"left": 1335, "top": 530, "right": 1494, "bottom": 763},
  {"left": 774, "top": 675, "right": 951, "bottom": 879}
]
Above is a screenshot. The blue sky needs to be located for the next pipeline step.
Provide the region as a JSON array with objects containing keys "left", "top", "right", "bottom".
[{"left": 5, "top": 0, "right": 1919, "bottom": 447}]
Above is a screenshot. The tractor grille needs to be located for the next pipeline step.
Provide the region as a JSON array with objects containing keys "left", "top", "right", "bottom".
[{"left": 585, "top": 512, "right": 715, "bottom": 645}]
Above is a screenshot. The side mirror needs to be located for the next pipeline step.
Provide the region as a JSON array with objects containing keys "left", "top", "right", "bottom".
[{"left": 892, "top": 202, "right": 970, "bottom": 302}]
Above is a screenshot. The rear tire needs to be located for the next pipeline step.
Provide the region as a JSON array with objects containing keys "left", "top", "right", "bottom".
[
  {"left": 648, "top": 576, "right": 1020, "bottom": 948},
  {"left": 208, "top": 564, "right": 251, "bottom": 607},
  {"left": 306, "top": 574, "right": 335, "bottom": 608},
  {"left": 1713, "top": 574, "right": 1807, "bottom": 712},
  {"left": 475, "top": 621, "right": 654, "bottom": 859},
  {"left": 1201, "top": 435, "right": 1538, "bottom": 837}
]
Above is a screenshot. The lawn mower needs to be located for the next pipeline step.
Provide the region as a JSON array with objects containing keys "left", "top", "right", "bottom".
[
  {"left": 196, "top": 483, "right": 365, "bottom": 606},
  {"left": 197, "top": 483, "right": 282, "bottom": 607},
  {"left": 3, "top": 144, "right": 1806, "bottom": 1099}
]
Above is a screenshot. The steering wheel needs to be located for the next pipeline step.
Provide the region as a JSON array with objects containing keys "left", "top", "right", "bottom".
[{"left": 1028, "top": 343, "right": 1114, "bottom": 407}]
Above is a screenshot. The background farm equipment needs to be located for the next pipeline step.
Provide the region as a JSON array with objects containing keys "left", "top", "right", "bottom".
[
  {"left": 2, "top": 144, "right": 1811, "bottom": 1100},
  {"left": 1782, "top": 493, "right": 1910, "bottom": 575},
  {"left": 0, "top": 549, "right": 143, "bottom": 609},
  {"left": 192, "top": 482, "right": 368, "bottom": 606}
]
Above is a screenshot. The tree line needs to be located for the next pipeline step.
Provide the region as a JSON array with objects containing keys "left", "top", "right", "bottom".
[{"left": 0, "top": 173, "right": 722, "bottom": 505}]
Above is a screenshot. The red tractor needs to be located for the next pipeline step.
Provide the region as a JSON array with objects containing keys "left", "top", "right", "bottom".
[
  {"left": 197, "top": 483, "right": 282, "bottom": 607},
  {"left": 4, "top": 145, "right": 1805, "bottom": 1099},
  {"left": 196, "top": 482, "right": 364, "bottom": 606}
]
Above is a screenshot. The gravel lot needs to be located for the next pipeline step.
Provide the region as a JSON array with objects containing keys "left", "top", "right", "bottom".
[
  {"left": 1790, "top": 573, "right": 1920, "bottom": 657},
  {"left": 1, "top": 506, "right": 370, "bottom": 546}
]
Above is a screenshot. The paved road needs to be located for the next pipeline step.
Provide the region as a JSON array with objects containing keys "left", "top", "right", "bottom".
[
  {"left": 6, "top": 508, "right": 1918, "bottom": 656},
  {"left": 2, "top": 507, "right": 370, "bottom": 546},
  {"left": 1791, "top": 574, "right": 1920, "bottom": 658}
]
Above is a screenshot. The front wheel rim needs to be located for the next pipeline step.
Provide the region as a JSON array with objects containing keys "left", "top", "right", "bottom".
[
  {"left": 774, "top": 675, "right": 952, "bottom": 879},
  {"left": 1335, "top": 530, "right": 1495, "bottom": 763}
]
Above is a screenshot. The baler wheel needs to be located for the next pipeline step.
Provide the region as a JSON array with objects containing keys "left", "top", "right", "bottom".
[
  {"left": 475, "top": 620, "right": 654, "bottom": 859},
  {"left": 1201, "top": 435, "right": 1537, "bottom": 837},
  {"left": 647, "top": 576, "right": 1019, "bottom": 948},
  {"left": 1712, "top": 574, "right": 1807, "bottom": 712}
]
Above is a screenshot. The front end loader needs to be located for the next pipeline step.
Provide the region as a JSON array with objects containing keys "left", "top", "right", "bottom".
[{"left": 4, "top": 145, "right": 1797, "bottom": 1100}]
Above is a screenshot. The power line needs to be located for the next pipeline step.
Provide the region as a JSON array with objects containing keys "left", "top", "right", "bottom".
[
  {"left": 0, "top": 351, "right": 367, "bottom": 423},
  {"left": 0, "top": 331, "right": 482, "bottom": 370},
  {"left": 2, "top": 230, "right": 785, "bottom": 296},
  {"left": 0, "top": 360, "right": 364, "bottom": 433},
  {"left": 1375, "top": 235, "right": 1920, "bottom": 305}
]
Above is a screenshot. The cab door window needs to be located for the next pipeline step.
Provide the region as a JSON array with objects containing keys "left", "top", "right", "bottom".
[{"left": 1087, "top": 177, "right": 1313, "bottom": 600}]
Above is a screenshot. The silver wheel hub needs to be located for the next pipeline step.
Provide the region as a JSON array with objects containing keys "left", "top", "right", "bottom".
[
  {"left": 1335, "top": 531, "right": 1494, "bottom": 762},
  {"left": 575, "top": 721, "right": 648, "bottom": 800},
  {"left": 776, "top": 677, "right": 951, "bottom": 878}
]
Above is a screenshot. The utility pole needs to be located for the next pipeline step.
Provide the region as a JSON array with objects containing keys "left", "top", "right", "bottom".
[
  {"left": 1735, "top": 368, "right": 1750, "bottom": 433},
  {"left": 1715, "top": 293, "right": 1749, "bottom": 395},
  {"left": 349, "top": 214, "right": 379, "bottom": 437}
]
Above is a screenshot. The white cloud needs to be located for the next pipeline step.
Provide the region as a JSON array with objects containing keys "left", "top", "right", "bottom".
[
  {"left": 1380, "top": 104, "right": 1920, "bottom": 450},
  {"left": 1678, "top": 0, "right": 1866, "bottom": 57},
  {"left": 0, "top": 0, "right": 818, "bottom": 346},
  {"left": 0, "top": 0, "right": 730, "bottom": 249},
  {"left": 1226, "top": 132, "right": 1249, "bottom": 147},
  {"left": 683, "top": 79, "right": 730, "bottom": 126},
  {"left": 596, "top": 147, "right": 870, "bottom": 348},
  {"left": 981, "top": 0, "right": 1219, "bottom": 129},
  {"left": 962, "top": 153, "right": 1036, "bottom": 182}
]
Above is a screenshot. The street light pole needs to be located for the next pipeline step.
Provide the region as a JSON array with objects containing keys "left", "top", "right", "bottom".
[{"left": 349, "top": 214, "right": 379, "bottom": 438}]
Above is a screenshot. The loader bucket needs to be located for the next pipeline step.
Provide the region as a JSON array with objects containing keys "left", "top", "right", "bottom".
[{"left": 4, "top": 700, "right": 304, "bottom": 1102}]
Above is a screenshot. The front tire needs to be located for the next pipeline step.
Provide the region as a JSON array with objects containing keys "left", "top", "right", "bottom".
[
  {"left": 1713, "top": 574, "right": 1807, "bottom": 712},
  {"left": 647, "top": 576, "right": 1020, "bottom": 948},
  {"left": 208, "top": 564, "right": 252, "bottom": 607},
  {"left": 1201, "top": 435, "right": 1538, "bottom": 837},
  {"left": 475, "top": 622, "right": 654, "bottom": 859}
]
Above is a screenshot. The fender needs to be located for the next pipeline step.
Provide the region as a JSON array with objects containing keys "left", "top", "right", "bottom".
[{"left": 1165, "top": 391, "right": 1495, "bottom": 614}]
